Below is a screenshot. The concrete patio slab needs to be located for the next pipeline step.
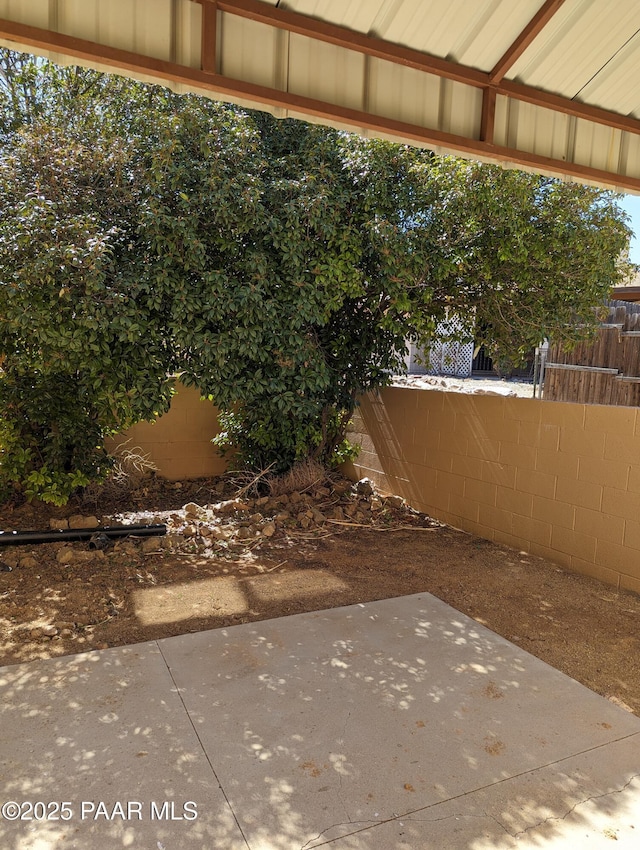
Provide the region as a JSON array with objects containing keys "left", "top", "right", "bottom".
[
  {"left": 310, "top": 738, "right": 640, "bottom": 848},
  {"left": 159, "top": 593, "right": 640, "bottom": 849},
  {"left": 1, "top": 592, "right": 639, "bottom": 849},
  {"left": 0, "top": 642, "right": 247, "bottom": 849}
]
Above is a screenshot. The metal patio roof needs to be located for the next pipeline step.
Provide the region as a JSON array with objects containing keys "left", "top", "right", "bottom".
[{"left": 1, "top": 0, "right": 639, "bottom": 192}]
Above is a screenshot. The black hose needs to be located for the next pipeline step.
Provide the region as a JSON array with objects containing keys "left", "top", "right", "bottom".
[{"left": 0, "top": 524, "right": 167, "bottom": 547}]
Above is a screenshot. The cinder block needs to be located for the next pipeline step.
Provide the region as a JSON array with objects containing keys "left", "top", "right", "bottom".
[
  {"left": 518, "top": 421, "right": 560, "bottom": 450},
  {"left": 585, "top": 404, "right": 637, "bottom": 435},
  {"left": 473, "top": 523, "right": 498, "bottom": 542},
  {"left": 116, "top": 421, "right": 160, "bottom": 443},
  {"left": 426, "top": 449, "right": 455, "bottom": 473},
  {"left": 466, "top": 438, "right": 501, "bottom": 462},
  {"left": 451, "top": 454, "right": 484, "bottom": 480},
  {"left": 627, "top": 466, "right": 640, "bottom": 494},
  {"left": 428, "top": 509, "right": 464, "bottom": 530},
  {"left": 443, "top": 393, "right": 472, "bottom": 418},
  {"left": 400, "top": 441, "right": 427, "bottom": 465},
  {"left": 555, "top": 478, "right": 602, "bottom": 511},
  {"left": 532, "top": 495, "right": 574, "bottom": 529},
  {"left": 411, "top": 465, "right": 439, "bottom": 498},
  {"left": 454, "top": 519, "right": 487, "bottom": 539},
  {"left": 496, "top": 486, "right": 533, "bottom": 517},
  {"left": 463, "top": 478, "right": 497, "bottom": 506},
  {"left": 569, "top": 557, "right": 620, "bottom": 588},
  {"left": 550, "top": 526, "right": 597, "bottom": 562},
  {"left": 379, "top": 386, "right": 418, "bottom": 413},
  {"left": 478, "top": 417, "right": 521, "bottom": 444},
  {"left": 499, "top": 442, "right": 536, "bottom": 470},
  {"left": 503, "top": 397, "right": 543, "bottom": 423},
  {"left": 141, "top": 441, "right": 174, "bottom": 461},
  {"left": 601, "top": 486, "right": 640, "bottom": 523},
  {"left": 528, "top": 541, "right": 571, "bottom": 568},
  {"left": 375, "top": 457, "right": 413, "bottom": 482},
  {"left": 352, "top": 433, "right": 378, "bottom": 455},
  {"left": 559, "top": 428, "right": 605, "bottom": 459},
  {"left": 424, "top": 410, "right": 457, "bottom": 435},
  {"left": 385, "top": 479, "right": 415, "bottom": 503},
  {"left": 577, "top": 456, "right": 630, "bottom": 489},
  {"left": 460, "top": 395, "right": 506, "bottom": 421},
  {"left": 364, "top": 430, "right": 402, "bottom": 461},
  {"left": 448, "top": 494, "right": 480, "bottom": 524},
  {"left": 540, "top": 401, "right": 586, "bottom": 429},
  {"left": 493, "top": 528, "right": 528, "bottom": 552},
  {"left": 535, "top": 448, "right": 579, "bottom": 478},
  {"left": 623, "top": 519, "right": 640, "bottom": 552},
  {"left": 350, "top": 467, "right": 391, "bottom": 494},
  {"left": 515, "top": 468, "right": 556, "bottom": 498},
  {"left": 167, "top": 418, "right": 220, "bottom": 442},
  {"left": 415, "top": 390, "right": 443, "bottom": 412},
  {"left": 482, "top": 461, "right": 517, "bottom": 488},
  {"left": 352, "top": 449, "right": 381, "bottom": 469},
  {"left": 478, "top": 503, "right": 513, "bottom": 535},
  {"left": 160, "top": 457, "right": 225, "bottom": 480},
  {"left": 620, "top": 573, "right": 640, "bottom": 595},
  {"left": 573, "top": 507, "right": 625, "bottom": 546},
  {"left": 169, "top": 441, "right": 221, "bottom": 461},
  {"left": 450, "top": 413, "right": 486, "bottom": 440},
  {"left": 603, "top": 434, "right": 640, "bottom": 465},
  {"left": 438, "top": 431, "right": 468, "bottom": 456},
  {"left": 511, "top": 514, "right": 553, "bottom": 547},
  {"left": 435, "top": 469, "right": 465, "bottom": 499},
  {"left": 595, "top": 539, "right": 640, "bottom": 573}
]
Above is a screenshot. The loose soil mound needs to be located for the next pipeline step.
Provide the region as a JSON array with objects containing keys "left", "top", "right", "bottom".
[{"left": 1, "top": 473, "right": 638, "bottom": 716}]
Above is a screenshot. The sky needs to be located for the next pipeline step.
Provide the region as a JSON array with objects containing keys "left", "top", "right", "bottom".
[{"left": 618, "top": 194, "right": 640, "bottom": 265}]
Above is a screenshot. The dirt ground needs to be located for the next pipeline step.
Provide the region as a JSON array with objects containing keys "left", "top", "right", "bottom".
[{"left": 1, "top": 472, "right": 639, "bottom": 718}]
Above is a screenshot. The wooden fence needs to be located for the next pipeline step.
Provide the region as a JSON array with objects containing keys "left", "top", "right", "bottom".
[{"left": 544, "top": 301, "right": 640, "bottom": 405}]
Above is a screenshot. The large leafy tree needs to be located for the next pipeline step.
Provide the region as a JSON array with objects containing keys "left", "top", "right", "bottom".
[{"left": 0, "top": 51, "right": 632, "bottom": 500}]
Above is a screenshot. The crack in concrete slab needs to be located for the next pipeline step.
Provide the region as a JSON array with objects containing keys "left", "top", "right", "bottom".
[
  {"left": 508, "top": 772, "right": 640, "bottom": 840},
  {"left": 299, "top": 818, "right": 386, "bottom": 850},
  {"left": 297, "top": 768, "right": 640, "bottom": 848}
]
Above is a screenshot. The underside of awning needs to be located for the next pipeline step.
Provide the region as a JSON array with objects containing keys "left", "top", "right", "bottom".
[{"left": 1, "top": 0, "right": 639, "bottom": 192}]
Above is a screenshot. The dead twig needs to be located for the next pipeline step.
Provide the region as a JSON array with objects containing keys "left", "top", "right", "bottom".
[
  {"left": 324, "top": 520, "right": 438, "bottom": 532},
  {"left": 265, "top": 560, "right": 288, "bottom": 572},
  {"left": 237, "top": 464, "right": 276, "bottom": 498}
]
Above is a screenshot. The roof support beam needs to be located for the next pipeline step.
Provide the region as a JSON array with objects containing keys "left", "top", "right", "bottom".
[
  {"left": 489, "top": 0, "right": 567, "bottom": 84},
  {"left": 207, "top": 0, "right": 489, "bottom": 86},
  {"left": 192, "top": 0, "right": 640, "bottom": 137},
  {"left": 1, "top": 15, "right": 639, "bottom": 192},
  {"left": 3, "top": 3, "right": 640, "bottom": 137},
  {"left": 480, "top": 87, "right": 496, "bottom": 145},
  {"left": 201, "top": 0, "right": 217, "bottom": 73},
  {"left": 1, "top": 10, "right": 639, "bottom": 190}
]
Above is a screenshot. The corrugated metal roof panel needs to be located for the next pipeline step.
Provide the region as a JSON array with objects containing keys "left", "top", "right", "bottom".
[
  {"left": 289, "top": 0, "right": 543, "bottom": 71},
  {"left": 0, "top": 0, "right": 50, "bottom": 29},
  {"left": 509, "top": 0, "right": 640, "bottom": 103},
  {"left": 367, "top": 59, "right": 443, "bottom": 130},
  {"left": 576, "top": 32, "right": 640, "bottom": 118},
  {"left": 220, "top": 14, "right": 282, "bottom": 88},
  {"left": 288, "top": 32, "right": 366, "bottom": 110},
  {"left": 380, "top": 0, "right": 541, "bottom": 69},
  {"left": 1, "top": 0, "right": 640, "bottom": 191},
  {"left": 287, "top": 0, "right": 387, "bottom": 35},
  {"left": 58, "top": 0, "right": 175, "bottom": 60},
  {"left": 494, "top": 96, "right": 572, "bottom": 162}
]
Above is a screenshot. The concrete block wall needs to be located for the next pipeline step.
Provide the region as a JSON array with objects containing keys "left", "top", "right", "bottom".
[
  {"left": 106, "top": 384, "right": 226, "bottom": 481},
  {"left": 347, "top": 387, "right": 640, "bottom": 594}
]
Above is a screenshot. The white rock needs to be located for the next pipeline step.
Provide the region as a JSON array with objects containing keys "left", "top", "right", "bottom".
[{"left": 261, "top": 522, "right": 276, "bottom": 537}]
